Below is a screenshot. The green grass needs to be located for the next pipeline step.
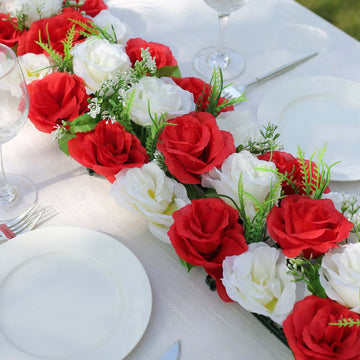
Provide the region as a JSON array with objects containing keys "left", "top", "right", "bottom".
[{"left": 296, "top": 0, "right": 360, "bottom": 41}]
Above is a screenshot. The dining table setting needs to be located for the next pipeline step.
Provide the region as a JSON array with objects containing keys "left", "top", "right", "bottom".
[{"left": 1, "top": 0, "right": 360, "bottom": 359}]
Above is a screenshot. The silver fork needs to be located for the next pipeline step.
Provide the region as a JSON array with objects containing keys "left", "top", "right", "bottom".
[
  {"left": 222, "top": 52, "right": 318, "bottom": 99},
  {"left": 0, "top": 203, "right": 44, "bottom": 241}
]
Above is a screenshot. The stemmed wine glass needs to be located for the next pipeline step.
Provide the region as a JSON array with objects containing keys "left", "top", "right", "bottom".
[
  {"left": 193, "top": 0, "right": 250, "bottom": 80},
  {"left": 0, "top": 44, "right": 36, "bottom": 221}
]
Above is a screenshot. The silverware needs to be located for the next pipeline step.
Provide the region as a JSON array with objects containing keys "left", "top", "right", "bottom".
[
  {"left": 157, "top": 340, "right": 181, "bottom": 360},
  {"left": 0, "top": 203, "right": 44, "bottom": 241},
  {"left": 222, "top": 52, "right": 318, "bottom": 99}
]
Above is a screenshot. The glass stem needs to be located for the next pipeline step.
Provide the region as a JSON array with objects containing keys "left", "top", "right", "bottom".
[
  {"left": 208, "top": 13, "right": 231, "bottom": 68},
  {"left": 217, "top": 13, "right": 230, "bottom": 55},
  {"left": 0, "top": 143, "right": 17, "bottom": 205}
]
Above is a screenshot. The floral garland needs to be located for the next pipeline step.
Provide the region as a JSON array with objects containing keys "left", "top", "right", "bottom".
[{"left": 2, "top": 1, "right": 360, "bottom": 359}]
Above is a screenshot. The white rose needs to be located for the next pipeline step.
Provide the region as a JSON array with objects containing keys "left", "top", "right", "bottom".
[
  {"left": 128, "top": 77, "right": 195, "bottom": 126},
  {"left": 319, "top": 243, "right": 360, "bottom": 313},
  {"left": 18, "top": 53, "right": 53, "bottom": 84},
  {"left": 92, "top": 10, "right": 131, "bottom": 44},
  {"left": 222, "top": 242, "right": 296, "bottom": 325},
  {"left": 201, "top": 150, "right": 279, "bottom": 219},
  {"left": 110, "top": 161, "right": 190, "bottom": 243},
  {"left": 71, "top": 37, "right": 131, "bottom": 93},
  {"left": 216, "top": 110, "right": 260, "bottom": 147},
  {"left": 2, "top": 0, "right": 62, "bottom": 27}
]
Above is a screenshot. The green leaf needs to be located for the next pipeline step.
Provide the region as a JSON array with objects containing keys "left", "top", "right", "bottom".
[
  {"left": 179, "top": 258, "right": 195, "bottom": 273},
  {"left": 58, "top": 132, "right": 76, "bottom": 155},
  {"left": 157, "top": 65, "right": 181, "bottom": 78},
  {"left": 70, "top": 114, "right": 99, "bottom": 133}
]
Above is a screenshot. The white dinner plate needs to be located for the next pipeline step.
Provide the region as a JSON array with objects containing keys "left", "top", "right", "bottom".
[
  {"left": 257, "top": 76, "right": 360, "bottom": 181},
  {"left": 0, "top": 226, "right": 152, "bottom": 360}
]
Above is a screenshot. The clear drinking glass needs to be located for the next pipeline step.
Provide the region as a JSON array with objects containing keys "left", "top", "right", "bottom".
[
  {"left": 193, "top": 0, "right": 250, "bottom": 80},
  {"left": 0, "top": 44, "right": 36, "bottom": 221}
]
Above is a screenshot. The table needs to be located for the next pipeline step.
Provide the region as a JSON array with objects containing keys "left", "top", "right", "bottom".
[{"left": 4, "top": 0, "right": 360, "bottom": 358}]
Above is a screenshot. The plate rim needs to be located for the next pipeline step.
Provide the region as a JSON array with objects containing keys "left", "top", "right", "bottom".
[
  {"left": 257, "top": 75, "right": 360, "bottom": 181},
  {"left": 0, "top": 226, "right": 152, "bottom": 360}
]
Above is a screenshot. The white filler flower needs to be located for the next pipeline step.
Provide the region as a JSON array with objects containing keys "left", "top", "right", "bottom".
[
  {"left": 71, "top": 37, "right": 131, "bottom": 93},
  {"left": 92, "top": 10, "right": 131, "bottom": 44},
  {"left": 319, "top": 243, "right": 360, "bottom": 313},
  {"left": 18, "top": 53, "right": 53, "bottom": 84},
  {"left": 127, "top": 77, "right": 195, "bottom": 126},
  {"left": 111, "top": 162, "right": 190, "bottom": 243},
  {"left": 201, "top": 150, "right": 279, "bottom": 219},
  {"left": 222, "top": 242, "right": 296, "bottom": 325}
]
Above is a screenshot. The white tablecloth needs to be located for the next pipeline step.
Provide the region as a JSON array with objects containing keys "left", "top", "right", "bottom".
[{"left": 4, "top": 0, "right": 360, "bottom": 358}]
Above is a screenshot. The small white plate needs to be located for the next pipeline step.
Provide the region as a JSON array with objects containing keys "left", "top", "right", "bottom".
[
  {"left": 0, "top": 226, "right": 152, "bottom": 360},
  {"left": 257, "top": 76, "right": 360, "bottom": 181}
]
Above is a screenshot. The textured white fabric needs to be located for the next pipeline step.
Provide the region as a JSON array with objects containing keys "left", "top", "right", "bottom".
[{"left": 6, "top": 0, "right": 360, "bottom": 358}]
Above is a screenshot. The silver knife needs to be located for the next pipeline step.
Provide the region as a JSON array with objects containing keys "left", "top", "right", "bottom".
[
  {"left": 157, "top": 340, "right": 181, "bottom": 360},
  {"left": 223, "top": 51, "right": 318, "bottom": 98}
]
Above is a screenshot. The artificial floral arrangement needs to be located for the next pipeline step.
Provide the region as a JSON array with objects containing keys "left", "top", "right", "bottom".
[{"left": 1, "top": 1, "right": 360, "bottom": 359}]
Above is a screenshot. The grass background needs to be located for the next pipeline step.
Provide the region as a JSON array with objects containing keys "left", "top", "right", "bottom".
[{"left": 295, "top": 0, "right": 360, "bottom": 40}]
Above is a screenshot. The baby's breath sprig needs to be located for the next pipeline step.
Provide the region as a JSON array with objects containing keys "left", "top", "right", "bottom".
[
  {"left": 287, "top": 255, "right": 327, "bottom": 298},
  {"left": 237, "top": 122, "right": 283, "bottom": 155},
  {"left": 340, "top": 194, "right": 360, "bottom": 241},
  {"left": 329, "top": 318, "right": 360, "bottom": 328}
]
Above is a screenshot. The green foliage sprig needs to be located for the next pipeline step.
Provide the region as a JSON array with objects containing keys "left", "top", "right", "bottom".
[
  {"left": 237, "top": 122, "right": 283, "bottom": 155},
  {"left": 287, "top": 255, "right": 327, "bottom": 298},
  {"left": 35, "top": 24, "right": 76, "bottom": 73},
  {"left": 208, "top": 174, "right": 282, "bottom": 244},
  {"left": 329, "top": 318, "right": 360, "bottom": 328},
  {"left": 296, "top": 145, "right": 337, "bottom": 199},
  {"left": 196, "top": 67, "right": 246, "bottom": 117}
]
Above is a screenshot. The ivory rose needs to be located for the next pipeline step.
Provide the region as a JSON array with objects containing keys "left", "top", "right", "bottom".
[
  {"left": 222, "top": 242, "right": 296, "bottom": 324},
  {"left": 92, "top": 10, "right": 130, "bottom": 44},
  {"left": 128, "top": 76, "right": 195, "bottom": 126},
  {"left": 201, "top": 150, "right": 279, "bottom": 219},
  {"left": 2, "top": 0, "right": 62, "bottom": 27},
  {"left": 216, "top": 110, "right": 260, "bottom": 148},
  {"left": 18, "top": 53, "right": 53, "bottom": 84},
  {"left": 111, "top": 162, "right": 190, "bottom": 243},
  {"left": 71, "top": 37, "right": 131, "bottom": 93},
  {"left": 319, "top": 243, "right": 360, "bottom": 313}
]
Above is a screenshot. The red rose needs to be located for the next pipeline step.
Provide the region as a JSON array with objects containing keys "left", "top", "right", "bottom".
[
  {"left": 258, "top": 151, "right": 330, "bottom": 195},
  {"left": 28, "top": 72, "right": 89, "bottom": 133},
  {"left": 17, "top": 8, "right": 92, "bottom": 56},
  {"left": 67, "top": 120, "right": 149, "bottom": 182},
  {"left": 67, "top": 0, "right": 108, "bottom": 17},
  {"left": 168, "top": 198, "right": 248, "bottom": 302},
  {"left": 157, "top": 111, "right": 235, "bottom": 184},
  {"left": 283, "top": 296, "right": 360, "bottom": 360},
  {"left": 172, "top": 77, "right": 233, "bottom": 113},
  {"left": 266, "top": 194, "right": 353, "bottom": 258},
  {"left": 0, "top": 13, "right": 23, "bottom": 48},
  {"left": 125, "top": 38, "right": 178, "bottom": 69}
]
